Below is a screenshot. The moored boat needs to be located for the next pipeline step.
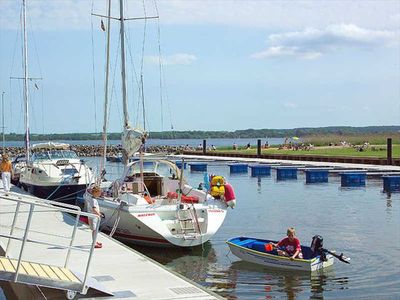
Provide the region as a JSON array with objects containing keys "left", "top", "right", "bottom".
[{"left": 227, "top": 236, "right": 334, "bottom": 272}]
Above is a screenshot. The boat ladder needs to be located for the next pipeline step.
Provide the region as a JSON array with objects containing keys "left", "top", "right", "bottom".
[
  {"left": 177, "top": 205, "right": 199, "bottom": 240},
  {"left": 0, "top": 193, "right": 112, "bottom": 299}
]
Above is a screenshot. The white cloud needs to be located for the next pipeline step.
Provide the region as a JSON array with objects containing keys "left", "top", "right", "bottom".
[
  {"left": 283, "top": 102, "right": 298, "bottom": 109},
  {"left": 1, "top": 1, "right": 399, "bottom": 31},
  {"left": 252, "top": 24, "right": 399, "bottom": 60},
  {"left": 146, "top": 53, "right": 197, "bottom": 65}
]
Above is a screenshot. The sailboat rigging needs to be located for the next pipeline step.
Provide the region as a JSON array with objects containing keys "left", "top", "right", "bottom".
[
  {"left": 90, "top": 0, "right": 237, "bottom": 247},
  {"left": 17, "top": 0, "right": 94, "bottom": 203}
]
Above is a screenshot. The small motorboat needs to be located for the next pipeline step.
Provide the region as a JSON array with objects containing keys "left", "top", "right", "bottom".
[{"left": 227, "top": 236, "right": 341, "bottom": 272}]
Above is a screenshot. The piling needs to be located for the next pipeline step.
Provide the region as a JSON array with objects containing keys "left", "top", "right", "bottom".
[{"left": 387, "top": 138, "right": 392, "bottom": 165}]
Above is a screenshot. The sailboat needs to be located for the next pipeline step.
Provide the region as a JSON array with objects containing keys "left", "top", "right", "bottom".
[
  {"left": 92, "top": 0, "right": 236, "bottom": 247},
  {"left": 17, "top": 0, "right": 94, "bottom": 203}
]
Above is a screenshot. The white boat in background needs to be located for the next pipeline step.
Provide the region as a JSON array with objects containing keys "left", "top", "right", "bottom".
[
  {"left": 19, "top": 142, "right": 94, "bottom": 203},
  {"left": 11, "top": 154, "right": 26, "bottom": 185},
  {"left": 90, "top": 0, "right": 236, "bottom": 247}
]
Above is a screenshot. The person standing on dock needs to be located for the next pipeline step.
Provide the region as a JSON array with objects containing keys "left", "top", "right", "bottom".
[
  {"left": 84, "top": 185, "right": 103, "bottom": 249},
  {"left": 0, "top": 154, "right": 13, "bottom": 195}
]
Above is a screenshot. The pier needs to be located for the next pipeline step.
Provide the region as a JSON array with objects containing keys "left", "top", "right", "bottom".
[{"left": 0, "top": 187, "right": 221, "bottom": 300}]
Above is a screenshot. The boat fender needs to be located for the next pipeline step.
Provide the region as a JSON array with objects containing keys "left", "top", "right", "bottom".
[
  {"left": 224, "top": 183, "right": 236, "bottom": 208},
  {"left": 210, "top": 175, "right": 225, "bottom": 198}
]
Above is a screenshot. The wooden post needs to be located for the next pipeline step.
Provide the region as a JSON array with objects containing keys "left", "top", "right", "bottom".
[
  {"left": 257, "top": 139, "right": 261, "bottom": 157},
  {"left": 203, "top": 139, "right": 206, "bottom": 154},
  {"left": 387, "top": 138, "right": 392, "bottom": 165}
]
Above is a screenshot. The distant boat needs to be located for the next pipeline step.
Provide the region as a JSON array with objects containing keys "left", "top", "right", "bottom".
[{"left": 227, "top": 237, "right": 334, "bottom": 272}]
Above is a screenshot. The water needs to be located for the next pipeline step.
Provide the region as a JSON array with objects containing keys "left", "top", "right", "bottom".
[
  {"left": 84, "top": 157, "right": 400, "bottom": 299},
  {"left": 1, "top": 137, "right": 284, "bottom": 148}
]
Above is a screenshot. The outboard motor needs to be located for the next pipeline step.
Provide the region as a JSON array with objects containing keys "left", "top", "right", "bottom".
[{"left": 311, "top": 235, "right": 327, "bottom": 261}]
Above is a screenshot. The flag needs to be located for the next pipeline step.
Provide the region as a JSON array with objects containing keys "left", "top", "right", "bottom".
[
  {"left": 203, "top": 172, "right": 210, "bottom": 191},
  {"left": 100, "top": 20, "right": 106, "bottom": 31}
]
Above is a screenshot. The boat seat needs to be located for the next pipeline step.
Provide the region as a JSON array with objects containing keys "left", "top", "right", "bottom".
[{"left": 236, "top": 239, "right": 255, "bottom": 247}]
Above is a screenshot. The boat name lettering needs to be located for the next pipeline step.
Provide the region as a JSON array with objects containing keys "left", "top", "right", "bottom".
[
  {"left": 137, "top": 213, "right": 156, "bottom": 217},
  {"left": 208, "top": 209, "right": 224, "bottom": 213}
]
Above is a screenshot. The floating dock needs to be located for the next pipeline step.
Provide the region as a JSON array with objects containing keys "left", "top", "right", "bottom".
[{"left": 0, "top": 186, "right": 221, "bottom": 300}]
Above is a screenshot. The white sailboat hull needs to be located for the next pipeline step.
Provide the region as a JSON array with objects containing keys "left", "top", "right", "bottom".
[{"left": 98, "top": 198, "right": 228, "bottom": 247}]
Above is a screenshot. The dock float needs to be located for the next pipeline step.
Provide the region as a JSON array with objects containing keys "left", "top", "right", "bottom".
[
  {"left": 189, "top": 163, "right": 208, "bottom": 172},
  {"left": 382, "top": 175, "right": 400, "bottom": 192},
  {"left": 0, "top": 187, "right": 221, "bottom": 300},
  {"left": 249, "top": 165, "right": 271, "bottom": 177},
  {"left": 340, "top": 172, "right": 366, "bottom": 187},
  {"left": 305, "top": 169, "right": 329, "bottom": 183},
  {"left": 228, "top": 163, "right": 248, "bottom": 173}
]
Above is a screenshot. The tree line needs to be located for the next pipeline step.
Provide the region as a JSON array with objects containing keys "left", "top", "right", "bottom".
[{"left": 4, "top": 126, "right": 400, "bottom": 141}]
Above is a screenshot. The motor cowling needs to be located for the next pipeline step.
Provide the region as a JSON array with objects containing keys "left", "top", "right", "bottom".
[{"left": 311, "top": 235, "right": 327, "bottom": 261}]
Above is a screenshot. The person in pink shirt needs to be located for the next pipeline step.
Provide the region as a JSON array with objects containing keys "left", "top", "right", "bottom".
[{"left": 271, "top": 227, "right": 303, "bottom": 260}]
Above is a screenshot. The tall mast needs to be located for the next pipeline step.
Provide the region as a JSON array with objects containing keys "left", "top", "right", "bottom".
[
  {"left": 101, "top": 0, "right": 112, "bottom": 173},
  {"left": 2, "top": 92, "right": 5, "bottom": 153},
  {"left": 23, "top": 0, "right": 30, "bottom": 161},
  {"left": 119, "top": 0, "right": 129, "bottom": 128}
]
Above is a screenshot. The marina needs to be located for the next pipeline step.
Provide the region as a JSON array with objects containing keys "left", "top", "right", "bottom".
[{"left": 0, "top": 0, "right": 399, "bottom": 299}]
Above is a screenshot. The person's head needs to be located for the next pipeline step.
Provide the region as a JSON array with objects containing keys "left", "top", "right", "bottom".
[
  {"left": 287, "top": 227, "right": 296, "bottom": 241},
  {"left": 90, "top": 185, "right": 101, "bottom": 197},
  {"left": 2, "top": 154, "right": 9, "bottom": 161}
]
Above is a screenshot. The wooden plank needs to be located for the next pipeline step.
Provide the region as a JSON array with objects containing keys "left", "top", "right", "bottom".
[
  {"left": 21, "top": 262, "right": 39, "bottom": 277},
  {"left": 60, "top": 268, "right": 80, "bottom": 283},
  {"left": 41, "top": 265, "right": 60, "bottom": 280},
  {"left": 0, "top": 258, "right": 5, "bottom": 271},
  {"left": 30, "top": 263, "right": 49, "bottom": 278},
  {"left": 0, "top": 258, "right": 15, "bottom": 272},
  {"left": 50, "top": 266, "right": 70, "bottom": 281},
  {"left": 10, "top": 259, "right": 28, "bottom": 275}
]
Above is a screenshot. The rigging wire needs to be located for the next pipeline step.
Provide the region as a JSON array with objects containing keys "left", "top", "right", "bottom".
[
  {"left": 9, "top": 5, "right": 22, "bottom": 134},
  {"left": 28, "top": 11, "right": 45, "bottom": 137},
  {"left": 140, "top": 0, "right": 148, "bottom": 132},
  {"left": 90, "top": 0, "right": 98, "bottom": 135},
  {"left": 153, "top": 0, "right": 175, "bottom": 138},
  {"left": 109, "top": 34, "right": 122, "bottom": 131}
]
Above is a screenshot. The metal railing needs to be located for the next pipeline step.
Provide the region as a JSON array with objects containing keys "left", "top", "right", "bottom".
[{"left": 0, "top": 193, "right": 100, "bottom": 295}]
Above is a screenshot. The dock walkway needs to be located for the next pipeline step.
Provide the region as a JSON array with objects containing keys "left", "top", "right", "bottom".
[
  {"left": 0, "top": 186, "right": 221, "bottom": 300},
  {"left": 174, "top": 154, "right": 400, "bottom": 173}
]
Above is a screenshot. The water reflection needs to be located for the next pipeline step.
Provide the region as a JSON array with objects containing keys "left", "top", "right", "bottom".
[
  {"left": 130, "top": 242, "right": 217, "bottom": 283},
  {"left": 223, "top": 261, "right": 341, "bottom": 300}
]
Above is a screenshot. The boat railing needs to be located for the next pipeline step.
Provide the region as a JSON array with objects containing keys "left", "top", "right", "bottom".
[{"left": 0, "top": 193, "right": 100, "bottom": 295}]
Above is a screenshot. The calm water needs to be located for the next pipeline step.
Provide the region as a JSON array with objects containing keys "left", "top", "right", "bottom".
[{"left": 85, "top": 157, "right": 400, "bottom": 299}]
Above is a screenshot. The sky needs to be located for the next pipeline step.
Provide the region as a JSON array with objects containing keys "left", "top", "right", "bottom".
[{"left": 0, "top": 0, "right": 399, "bottom": 134}]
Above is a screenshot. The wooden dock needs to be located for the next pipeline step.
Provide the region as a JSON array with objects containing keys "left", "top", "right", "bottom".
[{"left": 0, "top": 186, "right": 221, "bottom": 300}]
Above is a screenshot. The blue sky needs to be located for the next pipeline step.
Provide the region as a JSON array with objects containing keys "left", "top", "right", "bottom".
[{"left": 0, "top": 0, "right": 399, "bottom": 134}]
